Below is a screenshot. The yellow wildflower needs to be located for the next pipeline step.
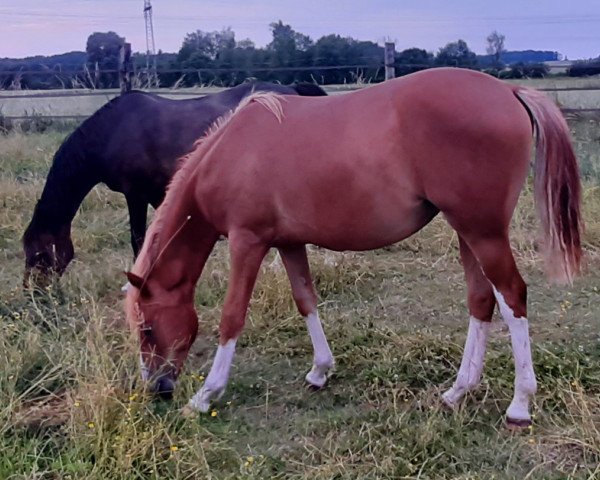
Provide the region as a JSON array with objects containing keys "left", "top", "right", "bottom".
[
  {"left": 211, "top": 410, "right": 218, "bottom": 417},
  {"left": 170, "top": 445, "right": 179, "bottom": 452},
  {"left": 87, "top": 422, "right": 95, "bottom": 429}
]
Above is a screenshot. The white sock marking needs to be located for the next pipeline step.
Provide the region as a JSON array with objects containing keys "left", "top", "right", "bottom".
[
  {"left": 493, "top": 287, "right": 537, "bottom": 422},
  {"left": 188, "top": 339, "right": 237, "bottom": 412},
  {"left": 443, "top": 316, "right": 490, "bottom": 407},
  {"left": 305, "top": 312, "right": 334, "bottom": 387}
]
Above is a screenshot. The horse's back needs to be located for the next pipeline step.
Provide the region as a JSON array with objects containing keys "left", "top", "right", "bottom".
[{"left": 194, "top": 69, "right": 535, "bottom": 248}]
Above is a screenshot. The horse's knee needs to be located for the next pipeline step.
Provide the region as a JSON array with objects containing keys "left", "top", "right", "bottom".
[
  {"left": 294, "top": 291, "right": 317, "bottom": 318},
  {"left": 494, "top": 277, "right": 527, "bottom": 319},
  {"left": 219, "top": 314, "right": 245, "bottom": 343},
  {"left": 468, "top": 289, "right": 496, "bottom": 322}
]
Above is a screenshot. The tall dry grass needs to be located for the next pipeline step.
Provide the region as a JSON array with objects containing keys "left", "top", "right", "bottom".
[{"left": 0, "top": 116, "right": 599, "bottom": 479}]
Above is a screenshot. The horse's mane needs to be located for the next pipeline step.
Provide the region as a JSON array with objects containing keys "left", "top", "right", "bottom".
[
  {"left": 77, "top": 91, "right": 155, "bottom": 137},
  {"left": 128, "top": 90, "right": 286, "bottom": 289}
]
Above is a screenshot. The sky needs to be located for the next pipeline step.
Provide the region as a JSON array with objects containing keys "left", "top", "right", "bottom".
[{"left": 2, "top": 0, "right": 600, "bottom": 60}]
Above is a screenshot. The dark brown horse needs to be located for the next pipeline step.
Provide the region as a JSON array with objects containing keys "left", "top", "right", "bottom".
[
  {"left": 125, "top": 68, "right": 582, "bottom": 427},
  {"left": 22, "top": 81, "right": 326, "bottom": 284}
]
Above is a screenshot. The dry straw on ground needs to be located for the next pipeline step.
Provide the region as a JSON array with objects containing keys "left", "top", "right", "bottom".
[{"left": 1, "top": 105, "right": 600, "bottom": 478}]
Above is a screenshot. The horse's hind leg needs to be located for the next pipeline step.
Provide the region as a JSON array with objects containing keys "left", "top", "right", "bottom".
[
  {"left": 187, "top": 230, "right": 268, "bottom": 412},
  {"left": 278, "top": 245, "right": 334, "bottom": 388},
  {"left": 442, "top": 236, "right": 495, "bottom": 407},
  {"left": 458, "top": 232, "right": 537, "bottom": 426}
]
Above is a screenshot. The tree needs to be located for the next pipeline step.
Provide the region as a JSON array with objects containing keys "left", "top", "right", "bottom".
[
  {"left": 268, "top": 20, "right": 312, "bottom": 54},
  {"left": 435, "top": 40, "right": 478, "bottom": 68},
  {"left": 237, "top": 38, "right": 256, "bottom": 50},
  {"left": 486, "top": 31, "right": 506, "bottom": 67},
  {"left": 395, "top": 48, "right": 433, "bottom": 74},
  {"left": 266, "top": 21, "right": 313, "bottom": 82},
  {"left": 85, "top": 31, "right": 124, "bottom": 88},
  {"left": 178, "top": 30, "right": 218, "bottom": 67},
  {"left": 311, "top": 35, "right": 382, "bottom": 83}
]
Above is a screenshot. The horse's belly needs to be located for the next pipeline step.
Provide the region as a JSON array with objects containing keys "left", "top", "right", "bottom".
[{"left": 276, "top": 198, "right": 439, "bottom": 251}]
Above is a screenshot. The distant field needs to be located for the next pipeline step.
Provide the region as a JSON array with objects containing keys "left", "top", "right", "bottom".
[
  {"left": 2, "top": 75, "right": 600, "bottom": 119},
  {"left": 0, "top": 86, "right": 226, "bottom": 118},
  {"left": 0, "top": 82, "right": 600, "bottom": 478}
]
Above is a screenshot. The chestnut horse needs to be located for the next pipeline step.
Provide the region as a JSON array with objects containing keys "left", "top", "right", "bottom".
[{"left": 125, "top": 68, "right": 582, "bottom": 427}]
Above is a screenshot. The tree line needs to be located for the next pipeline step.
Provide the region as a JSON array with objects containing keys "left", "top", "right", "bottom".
[{"left": 2, "top": 21, "right": 590, "bottom": 90}]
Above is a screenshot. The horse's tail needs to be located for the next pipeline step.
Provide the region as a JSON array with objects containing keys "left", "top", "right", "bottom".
[{"left": 514, "top": 87, "right": 583, "bottom": 284}]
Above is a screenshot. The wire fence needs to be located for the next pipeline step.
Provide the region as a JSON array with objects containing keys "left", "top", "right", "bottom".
[{"left": 2, "top": 66, "right": 600, "bottom": 121}]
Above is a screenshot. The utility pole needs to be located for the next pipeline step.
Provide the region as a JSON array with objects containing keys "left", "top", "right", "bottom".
[{"left": 143, "top": 0, "right": 157, "bottom": 87}]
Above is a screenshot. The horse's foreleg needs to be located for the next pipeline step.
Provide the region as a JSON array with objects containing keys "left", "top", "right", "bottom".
[
  {"left": 126, "top": 195, "right": 148, "bottom": 259},
  {"left": 461, "top": 234, "right": 537, "bottom": 427},
  {"left": 187, "top": 231, "right": 268, "bottom": 412},
  {"left": 443, "top": 236, "right": 495, "bottom": 407},
  {"left": 122, "top": 196, "right": 149, "bottom": 292},
  {"left": 279, "top": 245, "right": 334, "bottom": 388}
]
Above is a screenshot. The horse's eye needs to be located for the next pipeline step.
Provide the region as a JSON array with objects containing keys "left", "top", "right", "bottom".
[{"left": 140, "top": 326, "right": 152, "bottom": 337}]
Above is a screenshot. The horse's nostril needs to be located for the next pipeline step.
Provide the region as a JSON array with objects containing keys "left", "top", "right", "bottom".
[{"left": 154, "top": 375, "right": 176, "bottom": 400}]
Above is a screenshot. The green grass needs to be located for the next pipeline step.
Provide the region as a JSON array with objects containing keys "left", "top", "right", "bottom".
[{"left": 1, "top": 116, "right": 600, "bottom": 479}]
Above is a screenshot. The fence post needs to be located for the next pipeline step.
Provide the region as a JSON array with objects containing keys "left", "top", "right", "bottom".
[
  {"left": 384, "top": 42, "right": 396, "bottom": 80},
  {"left": 94, "top": 61, "right": 100, "bottom": 89},
  {"left": 119, "top": 42, "right": 132, "bottom": 94}
]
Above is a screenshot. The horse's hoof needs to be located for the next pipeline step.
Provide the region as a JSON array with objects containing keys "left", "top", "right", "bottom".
[
  {"left": 181, "top": 404, "right": 198, "bottom": 418},
  {"left": 506, "top": 417, "right": 533, "bottom": 430},
  {"left": 440, "top": 394, "right": 457, "bottom": 411},
  {"left": 305, "top": 380, "right": 327, "bottom": 392},
  {"left": 305, "top": 370, "right": 329, "bottom": 390}
]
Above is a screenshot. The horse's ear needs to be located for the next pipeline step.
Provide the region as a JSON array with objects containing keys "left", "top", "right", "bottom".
[{"left": 125, "top": 271, "right": 144, "bottom": 289}]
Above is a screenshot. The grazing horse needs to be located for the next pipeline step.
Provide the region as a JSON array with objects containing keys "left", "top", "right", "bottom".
[
  {"left": 125, "top": 68, "right": 582, "bottom": 427},
  {"left": 22, "top": 81, "right": 326, "bottom": 284}
]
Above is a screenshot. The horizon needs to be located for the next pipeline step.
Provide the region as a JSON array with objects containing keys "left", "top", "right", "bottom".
[{"left": 2, "top": 0, "right": 600, "bottom": 61}]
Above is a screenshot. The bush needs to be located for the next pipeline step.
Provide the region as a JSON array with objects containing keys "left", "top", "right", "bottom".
[
  {"left": 499, "top": 62, "right": 548, "bottom": 79},
  {"left": 569, "top": 62, "right": 600, "bottom": 77}
]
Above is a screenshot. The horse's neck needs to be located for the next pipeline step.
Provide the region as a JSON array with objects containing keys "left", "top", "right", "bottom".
[
  {"left": 146, "top": 213, "right": 218, "bottom": 303},
  {"left": 31, "top": 138, "right": 100, "bottom": 233}
]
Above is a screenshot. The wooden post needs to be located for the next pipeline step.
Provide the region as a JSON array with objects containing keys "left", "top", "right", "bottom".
[
  {"left": 94, "top": 61, "right": 100, "bottom": 89},
  {"left": 119, "top": 42, "right": 132, "bottom": 94},
  {"left": 384, "top": 42, "right": 396, "bottom": 80}
]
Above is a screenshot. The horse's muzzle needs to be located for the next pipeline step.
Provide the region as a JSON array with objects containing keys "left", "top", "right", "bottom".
[{"left": 153, "top": 374, "right": 176, "bottom": 400}]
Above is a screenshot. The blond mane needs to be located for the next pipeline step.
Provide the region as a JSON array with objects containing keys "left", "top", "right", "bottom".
[{"left": 126, "top": 90, "right": 286, "bottom": 299}]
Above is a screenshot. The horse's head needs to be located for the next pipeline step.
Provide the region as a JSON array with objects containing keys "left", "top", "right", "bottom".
[
  {"left": 23, "top": 224, "right": 74, "bottom": 287},
  {"left": 125, "top": 272, "right": 199, "bottom": 399}
]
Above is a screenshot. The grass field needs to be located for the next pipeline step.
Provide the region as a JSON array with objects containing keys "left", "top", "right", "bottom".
[{"left": 1, "top": 93, "right": 600, "bottom": 479}]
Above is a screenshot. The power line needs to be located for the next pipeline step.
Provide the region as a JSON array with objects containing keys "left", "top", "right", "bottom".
[{"left": 3, "top": 9, "right": 600, "bottom": 25}]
